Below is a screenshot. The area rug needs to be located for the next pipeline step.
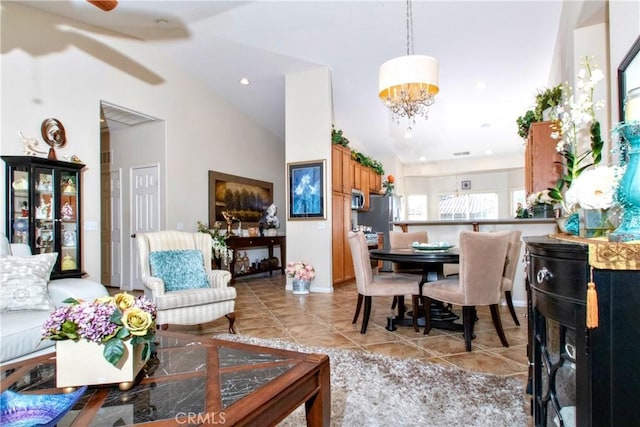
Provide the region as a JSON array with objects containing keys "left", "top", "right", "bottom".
[{"left": 214, "top": 334, "right": 527, "bottom": 426}]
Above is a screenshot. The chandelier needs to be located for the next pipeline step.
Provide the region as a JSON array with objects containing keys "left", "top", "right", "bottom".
[{"left": 378, "top": 0, "right": 439, "bottom": 133}]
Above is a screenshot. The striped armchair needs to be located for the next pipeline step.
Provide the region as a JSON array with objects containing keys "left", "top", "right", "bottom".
[{"left": 136, "top": 230, "right": 236, "bottom": 333}]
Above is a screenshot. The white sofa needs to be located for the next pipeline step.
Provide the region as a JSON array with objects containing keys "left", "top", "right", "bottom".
[{"left": 0, "top": 234, "right": 108, "bottom": 364}]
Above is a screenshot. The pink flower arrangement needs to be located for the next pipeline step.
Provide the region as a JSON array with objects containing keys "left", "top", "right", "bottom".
[
  {"left": 42, "top": 293, "right": 157, "bottom": 366},
  {"left": 285, "top": 261, "right": 316, "bottom": 282}
]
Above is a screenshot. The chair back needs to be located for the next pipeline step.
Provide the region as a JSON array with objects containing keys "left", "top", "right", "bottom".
[
  {"left": 458, "top": 230, "right": 510, "bottom": 306},
  {"left": 136, "top": 231, "right": 213, "bottom": 280},
  {"left": 389, "top": 231, "right": 428, "bottom": 273},
  {"left": 502, "top": 230, "right": 523, "bottom": 291},
  {"left": 347, "top": 231, "right": 374, "bottom": 294}
]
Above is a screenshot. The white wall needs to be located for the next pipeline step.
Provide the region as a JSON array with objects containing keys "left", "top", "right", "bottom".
[
  {"left": 285, "top": 67, "right": 333, "bottom": 293},
  {"left": 0, "top": 3, "right": 284, "bottom": 281}
]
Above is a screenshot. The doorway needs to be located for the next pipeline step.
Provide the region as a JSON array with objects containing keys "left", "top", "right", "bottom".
[{"left": 99, "top": 101, "right": 165, "bottom": 290}]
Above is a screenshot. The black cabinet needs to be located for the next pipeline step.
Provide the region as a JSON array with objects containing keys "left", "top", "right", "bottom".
[
  {"left": 3, "top": 156, "right": 85, "bottom": 279},
  {"left": 525, "top": 235, "right": 640, "bottom": 427}
]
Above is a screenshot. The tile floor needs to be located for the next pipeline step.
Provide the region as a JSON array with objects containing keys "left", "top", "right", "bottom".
[{"left": 117, "top": 273, "right": 533, "bottom": 423}]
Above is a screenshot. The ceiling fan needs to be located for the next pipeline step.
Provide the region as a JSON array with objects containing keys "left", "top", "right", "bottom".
[{"left": 87, "top": 1, "right": 118, "bottom": 12}]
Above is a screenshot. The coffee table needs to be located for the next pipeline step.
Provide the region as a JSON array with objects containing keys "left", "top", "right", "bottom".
[{"left": 0, "top": 331, "right": 330, "bottom": 426}]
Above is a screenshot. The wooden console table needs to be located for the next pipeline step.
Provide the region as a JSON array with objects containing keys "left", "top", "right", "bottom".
[{"left": 226, "top": 235, "right": 286, "bottom": 284}]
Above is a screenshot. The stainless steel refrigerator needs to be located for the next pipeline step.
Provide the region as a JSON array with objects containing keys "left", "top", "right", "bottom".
[{"left": 357, "top": 194, "right": 403, "bottom": 272}]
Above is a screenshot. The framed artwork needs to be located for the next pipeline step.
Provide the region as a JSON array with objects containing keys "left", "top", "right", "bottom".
[
  {"left": 208, "top": 171, "right": 273, "bottom": 228},
  {"left": 461, "top": 180, "right": 471, "bottom": 190},
  {"left": 288, "top": 160, "right": 326, "bottom": 220}
]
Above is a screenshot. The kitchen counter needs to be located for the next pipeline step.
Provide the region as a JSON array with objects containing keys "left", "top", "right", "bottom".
[{"left": 394, "top": 218, "right": 556, "bottom": 232}]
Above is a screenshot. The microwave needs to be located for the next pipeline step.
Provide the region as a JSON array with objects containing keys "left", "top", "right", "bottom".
[{"left": 351, "top": 190, "right": 365, "bottom": 210}]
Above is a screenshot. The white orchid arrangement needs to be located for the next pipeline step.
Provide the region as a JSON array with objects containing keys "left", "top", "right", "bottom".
[
  {"left": 564, "top": 166, "right": 625, "bottom": 211},
  {"left": 549, "top": 56, "right": 605, "bottom": 212},
  {"left": 526, "top": 190, "right": 555, "bottom": 208}
]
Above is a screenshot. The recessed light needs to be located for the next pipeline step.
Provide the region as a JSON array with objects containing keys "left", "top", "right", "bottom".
[
  {"left": 475, "top": 81, "right": 487, "bottom": 90},
  {"left": 239, "top": 78, "right": 251, "bottom": 86},
  {"left": 485, "top": 150, "right": 493, "bottom": 155},
  {"left": 419, "top": 156, "right": 426, "bottom": 162}
]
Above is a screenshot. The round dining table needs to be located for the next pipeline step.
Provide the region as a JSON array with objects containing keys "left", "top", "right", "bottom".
[{"left": 368, "top": 247, "right": 463, "bottom": 332}]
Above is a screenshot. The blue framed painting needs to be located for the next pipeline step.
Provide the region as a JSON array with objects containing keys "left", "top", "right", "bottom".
[{"left": 288, "top": 160, "right": 326, "bottom": 220}]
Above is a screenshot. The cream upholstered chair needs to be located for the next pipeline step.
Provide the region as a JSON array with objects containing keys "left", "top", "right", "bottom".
[
  {"left": 348, "top": 231, "right": 421, "bottom": 333},
  {"left": 422, "top": 230, "right": 510, "bottom": 351},
  {"left": 389, "top": 230, "right": 428, "bottom": 275},
  {"left": 388, "top": 231, "right": 427, "bottom": 312},
  {"left": 136, "top": 230, "right": 237, "bottom": 333},
  {"left": 501, "top": 230, "right": 523, "bottom": 325}
]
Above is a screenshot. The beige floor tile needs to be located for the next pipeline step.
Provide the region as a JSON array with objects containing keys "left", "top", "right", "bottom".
[
  {"left": 413, "top": 334, "right": 472, "bottom": 355},
  {"left": 362, "top": 341, "right": 430, "bottom": 359},
  {"left": 294, "top": 331, "right": 357, "bottom": 348},
  {"left": 492, "top": 344, "right": 529, "bottom": 366},
  {"left": 444, "top": 350, "right": 527, "bottom": 375}
]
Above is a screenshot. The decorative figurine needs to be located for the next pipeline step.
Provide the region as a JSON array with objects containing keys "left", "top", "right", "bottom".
[
  {"left": 221, "top": 210, "right": 238, "bottom": 236},
  {"left": 61, "top": 202, "right": 74, "bottom": 221}
]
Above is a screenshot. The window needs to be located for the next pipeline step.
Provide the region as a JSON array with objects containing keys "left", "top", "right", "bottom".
[
  {"left": 438, "top": 193, "right": 498, "bottom": 219},
  {"left": 511, "top": 189, "right": 526, "bottom": 218},
  {"left": 407, "top": 195, "right": 427, "bottom": 220}
]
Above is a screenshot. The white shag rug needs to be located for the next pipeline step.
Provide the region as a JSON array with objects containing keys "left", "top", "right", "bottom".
[{"left": 214, "top": 334, "right": 527, "bottom": 427}]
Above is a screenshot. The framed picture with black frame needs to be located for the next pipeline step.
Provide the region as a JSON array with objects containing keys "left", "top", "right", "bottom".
[{"left": 288, "top": 160, "right": 326, "bottom": 220}]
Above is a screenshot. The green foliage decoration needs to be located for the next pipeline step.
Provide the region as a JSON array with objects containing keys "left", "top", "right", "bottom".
[{"left": 516, "top": 85, "right": 562, "bottom": 139}]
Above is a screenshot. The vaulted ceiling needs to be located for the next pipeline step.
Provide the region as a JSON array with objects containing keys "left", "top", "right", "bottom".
[{"left": 15, "top": 1, "right": 565, "bottom": 166}]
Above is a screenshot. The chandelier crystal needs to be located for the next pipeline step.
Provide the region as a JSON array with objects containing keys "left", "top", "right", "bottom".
[{"left": 378, "top": 0, "right": 439, "bottom": 131}]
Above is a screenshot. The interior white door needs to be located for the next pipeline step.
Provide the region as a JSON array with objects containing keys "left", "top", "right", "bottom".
[
  {"left": 110, "top": 169, "right": 122, "bottom": 288},
  {"left": 131, "top": 165, "right": 160, "bottom": 290}
]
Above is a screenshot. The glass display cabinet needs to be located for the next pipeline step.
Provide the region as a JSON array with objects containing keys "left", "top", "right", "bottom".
[{"left": 3, "top": 156, "right": 85, "bottom": 279}]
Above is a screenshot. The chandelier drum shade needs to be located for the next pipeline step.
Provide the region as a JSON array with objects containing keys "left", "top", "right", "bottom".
[
  {"left": 378, "top": 55, "right": 439, "bottom": 123},
  {"left": 378, "top": 0, "right": 439, "bottom": 130}
]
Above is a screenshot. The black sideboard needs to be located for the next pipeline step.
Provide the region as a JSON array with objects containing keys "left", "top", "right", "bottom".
[{"left": 524, "top": 235, "right": 640, "bottom": 427}]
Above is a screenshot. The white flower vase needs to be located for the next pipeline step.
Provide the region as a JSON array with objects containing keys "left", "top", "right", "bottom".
[
  {"left": 56, "top": 339, "right": 146, "bottom": 390},
  {"left": 292, "top": 279, "right": 310, "bottom": 294}
]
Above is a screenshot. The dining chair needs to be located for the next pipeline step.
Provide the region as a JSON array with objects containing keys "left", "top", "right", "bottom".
[
  {"left": 348, "top": 231, "right": 421, "bottom": 333},
  {"left": 389, "top": 230, "right": 428, "bottom": 275},
  {"left": 388, "top": 231, "right": 427, "bottom": 311},
  {"left": 501, "top": 230, "right": 523, "bottom": 325},
  {"left": 422, "top": 230, "right": 510, "bottom": 351}
]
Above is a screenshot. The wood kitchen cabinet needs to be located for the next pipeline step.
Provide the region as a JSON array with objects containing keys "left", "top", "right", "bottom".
[
  {"left": 331, "top": 192, "right": 354, "bottom": 283},
  {"left": 331, "top": 144, "right": 351, "bottom": 195},
  {"left": 351, "top": 161, "right": 362, "bottom": 190},
  {"left": 525, "top": 121, "right": 563, "bottom": 195},
  {"left": 369, "top": 169, "right": 381, "bottom": 193},
  {"left": 332, "top": 144, "right": 354, "bottom": 284}
]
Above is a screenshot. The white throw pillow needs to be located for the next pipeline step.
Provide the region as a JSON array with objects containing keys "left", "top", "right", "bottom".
[{"left": 0, "top": 253, "right": 58, "bottom": 311}]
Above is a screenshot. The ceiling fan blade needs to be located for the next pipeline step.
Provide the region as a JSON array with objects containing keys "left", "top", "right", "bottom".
[{"left": 87, "top": 0, "right": 118, "bottom": 12}]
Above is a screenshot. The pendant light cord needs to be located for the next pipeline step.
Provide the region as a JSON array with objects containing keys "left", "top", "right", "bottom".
[{"left": 406, "top": 0, "right": 414, "bottom": 56}]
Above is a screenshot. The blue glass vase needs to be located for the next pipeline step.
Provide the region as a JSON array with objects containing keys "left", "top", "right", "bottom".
[{"left": 610, "top": 122, "right": 640, "bottom": 242}]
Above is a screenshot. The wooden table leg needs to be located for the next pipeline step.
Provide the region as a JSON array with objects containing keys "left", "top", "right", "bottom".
[{"left": 305, "top": 355, "right": 331, "bottom": 427}]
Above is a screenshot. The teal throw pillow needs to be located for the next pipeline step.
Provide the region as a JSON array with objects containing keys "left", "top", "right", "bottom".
[{"left": 148, "top": 250, "right": 209, "bottom": 292}]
